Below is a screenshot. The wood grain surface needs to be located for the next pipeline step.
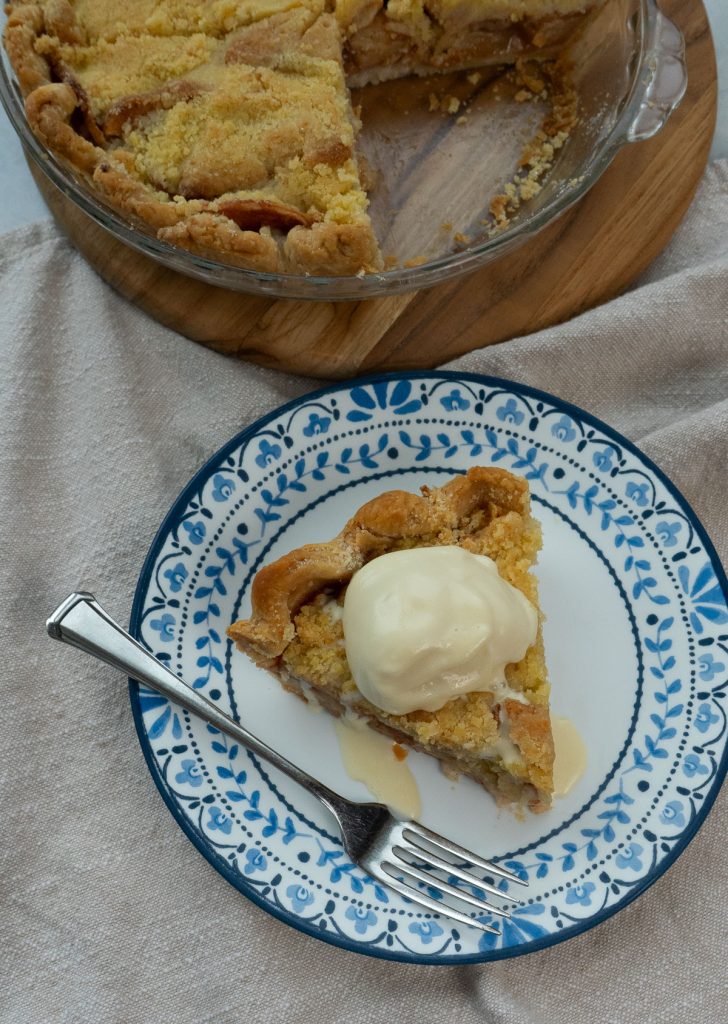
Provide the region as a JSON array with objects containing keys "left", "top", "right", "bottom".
[{"left": 29, "top": 0, "right": 716, "bottom": 380}]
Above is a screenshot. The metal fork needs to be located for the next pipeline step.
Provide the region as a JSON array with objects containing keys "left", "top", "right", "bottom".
[{"left": 47, "top": 592, "right": 526, "bottom": 934}]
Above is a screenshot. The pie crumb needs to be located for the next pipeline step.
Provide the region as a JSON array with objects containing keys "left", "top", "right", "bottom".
[{"left": 488, "top": 56, "right": 578, "bottom": 232}]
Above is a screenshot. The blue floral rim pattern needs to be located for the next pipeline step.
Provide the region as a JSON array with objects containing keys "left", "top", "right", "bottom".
[{"left": 129, "top": 371, "right": 728, "bottom": 964}]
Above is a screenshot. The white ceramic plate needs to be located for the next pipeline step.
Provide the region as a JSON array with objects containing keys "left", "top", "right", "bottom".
[{"left": 130, "top": 372, "right": 728, "bottom": 963}]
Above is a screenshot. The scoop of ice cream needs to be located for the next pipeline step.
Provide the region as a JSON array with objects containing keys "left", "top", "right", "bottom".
[{"left": 342, "top": 545, "right": 537, "bottom": 715}]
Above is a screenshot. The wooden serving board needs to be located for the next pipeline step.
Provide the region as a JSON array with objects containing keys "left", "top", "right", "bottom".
[{"left": 31, "top": 0, "right": 716, "bottom": 380}]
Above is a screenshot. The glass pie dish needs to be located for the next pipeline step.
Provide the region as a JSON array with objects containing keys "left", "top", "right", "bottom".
[{"left": 0, "top": 0, "right": 686, "bottom": 301}]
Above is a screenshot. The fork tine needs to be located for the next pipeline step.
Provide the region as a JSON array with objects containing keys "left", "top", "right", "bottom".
[
  {"left": 394, "top": 844, "right": 525, "bottom": 907},
  {"left": 388, "top": 857, "right": 510, "bottom": 918},
  {"left": 374, "top": 862, "right": 501, "bottom": 934},
  {"left": 402, "top": 824, "right": 527, "bottom": 886}
]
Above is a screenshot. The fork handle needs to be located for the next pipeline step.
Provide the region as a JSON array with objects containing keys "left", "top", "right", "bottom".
[{"left": 47, "top": 593, "right": 354, "bottom": 822}]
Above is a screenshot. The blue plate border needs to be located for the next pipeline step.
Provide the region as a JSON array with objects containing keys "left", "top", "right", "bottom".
[{"left": 128, "top": 370, "right": 728, "bottom": 964}]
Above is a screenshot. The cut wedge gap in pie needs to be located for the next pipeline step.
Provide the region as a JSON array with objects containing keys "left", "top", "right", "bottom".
[
  {"left": 6, "top": 0, "right": 602, "bottom": 274},
  {"left": 228, "top": 467, "right": 555, "bottom": 813}
]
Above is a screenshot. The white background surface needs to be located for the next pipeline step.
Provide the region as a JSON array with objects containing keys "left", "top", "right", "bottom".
[{"left": 0, "top": 1, "right": 725, "bottom": 236}]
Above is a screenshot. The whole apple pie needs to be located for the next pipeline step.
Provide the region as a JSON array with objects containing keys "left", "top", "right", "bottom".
[{"left": 5, "top": 0, "right": 601, "bottom": 274}]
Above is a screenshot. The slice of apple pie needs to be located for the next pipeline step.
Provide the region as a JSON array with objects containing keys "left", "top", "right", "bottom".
[{"left": 228, "top": 466, "right": 555, "bottom": 812}]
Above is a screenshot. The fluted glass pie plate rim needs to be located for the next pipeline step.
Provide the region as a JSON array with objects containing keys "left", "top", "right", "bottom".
[
  {"left": 0, "top": 0, "right": 686, "bottom": 300},
  {"left": 126, "top": 370, "right": 728, "bottom": 963}
]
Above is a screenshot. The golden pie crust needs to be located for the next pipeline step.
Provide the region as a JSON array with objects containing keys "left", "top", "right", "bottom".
[
  {"left": 6, "top": 0, "right": 382, "bottom": 274},
  {"left": 5, "top": 0, "right": 598, "bottom": 275},
  {"left": 228, "top": 466, "right": 555, "bottom": 812}
]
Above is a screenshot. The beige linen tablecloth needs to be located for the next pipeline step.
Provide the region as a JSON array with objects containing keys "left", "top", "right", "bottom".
[{"left": 1, "top": 161, "right": 727, "bottom": 1024}]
